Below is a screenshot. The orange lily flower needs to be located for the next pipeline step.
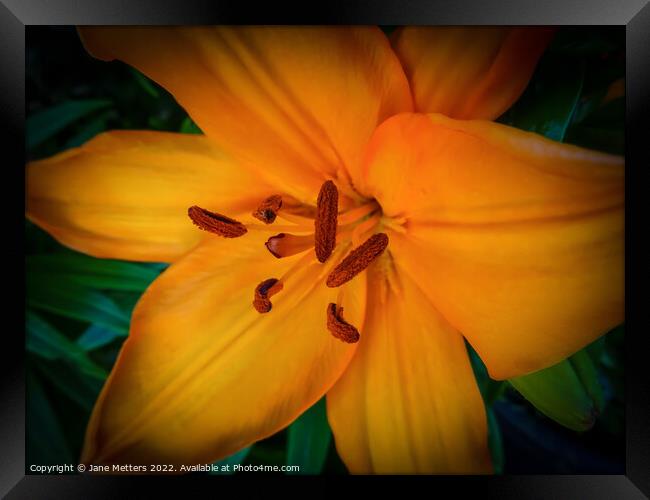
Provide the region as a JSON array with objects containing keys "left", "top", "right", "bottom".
[{"left": 26, "top": 26, "right": 624, "bottom": 474}]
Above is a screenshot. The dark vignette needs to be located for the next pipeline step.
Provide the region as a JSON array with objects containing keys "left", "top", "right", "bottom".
[{"left": 0, "top": 0, "right": 648, "bottom": 498}]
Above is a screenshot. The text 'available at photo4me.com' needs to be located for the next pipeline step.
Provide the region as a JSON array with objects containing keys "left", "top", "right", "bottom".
[{"left": 29, "top": 463, "right": 301, "bottom": 474}]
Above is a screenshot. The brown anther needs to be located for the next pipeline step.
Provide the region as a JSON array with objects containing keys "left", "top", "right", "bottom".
[
  {"left": 253, "top": 278, "right": 283, "bottom": 313},
  {"left": 252, "top": 195, "right": 283, "bottom": 224},
  {"left": 188, "top": 206, "right": 247, "bottom": 238},
  {"left": 314, "top": 180, "right": 338, "bottom": 263},
  {"left": 326, "top": 233, "right": 389, "bottom": 288},
  {"left": 326, "top": 303, "right": 360, "bottom": 343}
]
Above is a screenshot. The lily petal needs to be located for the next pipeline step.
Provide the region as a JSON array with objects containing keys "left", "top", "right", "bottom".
[
  {"left": 27, "top": 131, "right": 272, "bottom": 262},
  {"left": 79, "top": 26, "right": 412, "bottom": 202},
  {"left": 392, "top": 27, "right": 556, "bottom": 119},
  {"left": 327, "top": 257, "right": 491, "bottom": 474},
  {"left": 27, "top": 130, "right": 270, "bottom": 263},
  {"left": 363, "top": 113, "right": 623, "bottom": 380},
  {"left": 81, "top": 231, "right": 365, "bottom": 466}
]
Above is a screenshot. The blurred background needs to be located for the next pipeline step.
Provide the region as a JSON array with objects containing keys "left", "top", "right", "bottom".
[{"left": 26, "top": 26, "right": 625, "bottom": 474}]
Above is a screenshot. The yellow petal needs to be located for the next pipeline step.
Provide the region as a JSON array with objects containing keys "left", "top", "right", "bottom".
[
  {"left": 79, "top": 26, "right": 412, "bottom": 202},
  {"left": 81, "top": 231, "right": 366, "bottom": 466},
  {"left": 27, "top": 130, "right": 270, "bottom": 263},
  {"left": 392, "top": 27, "right": 555, "bottom": 119},
  {"left": 363, "top": 113, "right": 623, "bottom": 380},
  {"left": 327, "top": 256, "right": 491, "bottom": 474}
]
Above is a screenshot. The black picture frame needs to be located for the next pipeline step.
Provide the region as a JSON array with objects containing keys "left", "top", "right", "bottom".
[{"left": 3, "top": 0, "right": 649, "bottom": 497}]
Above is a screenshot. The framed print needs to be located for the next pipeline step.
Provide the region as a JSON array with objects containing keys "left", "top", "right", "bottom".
[{"left": 2, "top": 0, "right": 649, "bottom": 497}]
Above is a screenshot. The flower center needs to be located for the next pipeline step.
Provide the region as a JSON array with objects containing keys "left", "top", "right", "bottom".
[{"left": 187, "top": 181, "right": 388, "bottom": 343}]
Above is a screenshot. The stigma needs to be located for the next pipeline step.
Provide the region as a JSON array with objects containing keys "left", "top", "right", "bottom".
[{"left": 187, "top": 180, "right": 389, "bottom": 344}]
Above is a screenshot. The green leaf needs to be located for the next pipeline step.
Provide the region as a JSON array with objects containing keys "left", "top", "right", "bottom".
[
  {"left": 563, "top": 125, "right": 624, "bottom": 155},
  {"left": 131, "top": 67, "right": 161, "bottom": 98},
  {"left": 508, "top": 351, "right": 602, "bottom": 432},
  {"left": 487, "top": 408, "right": 504, "bottom": 474},
  {"left": 570, "top": 75, "right": 625, "bottom": 129},
  {"left": 504, "top": 55, "right": 584, "bottom": 141},
  {"left": 246, "top": 442, "right": 285, "bottom": 465},
  {"left": 26, "top": 219, "right": 61, "bottom": 254},
  {"left": 26, "top": 310, "right": 66, "bottom": 360},
  {"left": 105, "top": 291, "right": 143, "bottom": 318},
  {"left": 179, "top": 116, "right": 203, "bottom": 134},
  {"left": 64, "top": 109, "right": 115, "bottom": 148},
  {"left": 603, "top": 324, "right": 624, "bottom": 363},
  {"left": 26, "top": 272, "right": 130, "bottom": 335},
  {"left": 27, "top": 99, "right": 112, "bottom": 149},
  {"left": 577, "top": 96, "right": 624, "bottom": 129},
  {"left": 569, "top": 349, "right": 604, "bottom": 414},
  {"left": 584, "top": 336, "right": 606, "bottom": 366},
  {"left": 27, "top": 370, "right": 74, "bottom": 464},
  {"left": 142, "top": 262, "right": 169, "bottom": 272},
  {"left": 26, "top": 310, "right": 108, "bottom": 379},
  {"left": 209, "top": 447, "right": 252, "bottom": 475},
  {"left": 76, "top": 323, "right": 126, "bottom": 351},
  {"left": 147, "top": 115, "right": 168, "bottom": 130},
  {"left": 467, "top": 343, "right": 505, "bottom": 405},
  {"left": 27, "top": 253, "right": 160, "bottom": 292},
  {"left": 286, "top": 398, "right": 331, "bottom": 474},
  {"left": 485, "top": 380, "right": 506, "bottom": 406},
  {"left": 32, "top": 357, "right": 104, "bottom": 411},
  {"left": 601, "top": 325, "right": 624, "bottom": 400}
]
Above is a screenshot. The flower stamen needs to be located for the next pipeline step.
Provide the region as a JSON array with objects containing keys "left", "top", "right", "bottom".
[
  {"left": 265, "top": 233, "right": 314, "bottom": 258},
  {"left": 314, "top": 180, "right": 338, "bottom": 263},
  {"left": 326, "top": 233, "right": 389, "bottom": 287},
  {"left": 326, "top": 303, "right": 360, "bottom": 343},
  {"left": 253, "top": 278, "right": 283, "bottom": 313},
  {"left": 252, "top": 195, "right": 283, "bottom": 224},
  {"left": 188, "top": 206, "right": 247, "bottom": 238}
]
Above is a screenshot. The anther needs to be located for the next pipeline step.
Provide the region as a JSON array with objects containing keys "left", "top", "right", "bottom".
[
  {"left": 265, "top": 233, "right": 315, "bottom": 259},
  {"left": 326, "top": 303, "right": 360, "bottom": 343},
  {"left": 188, "top": 206, "right": 247, "bottom": 238},
  {"left": 314, "top": 180, "right": 338, "bottom": 263},
  {"left": 253, "top": 278, "right": 283, "bottom": 313},
  {"left": 252, "top": 195, "right": 283, "bottom": 224},
  {"left": 326, "top": 233, "right": 389, "bottom": 287}
]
